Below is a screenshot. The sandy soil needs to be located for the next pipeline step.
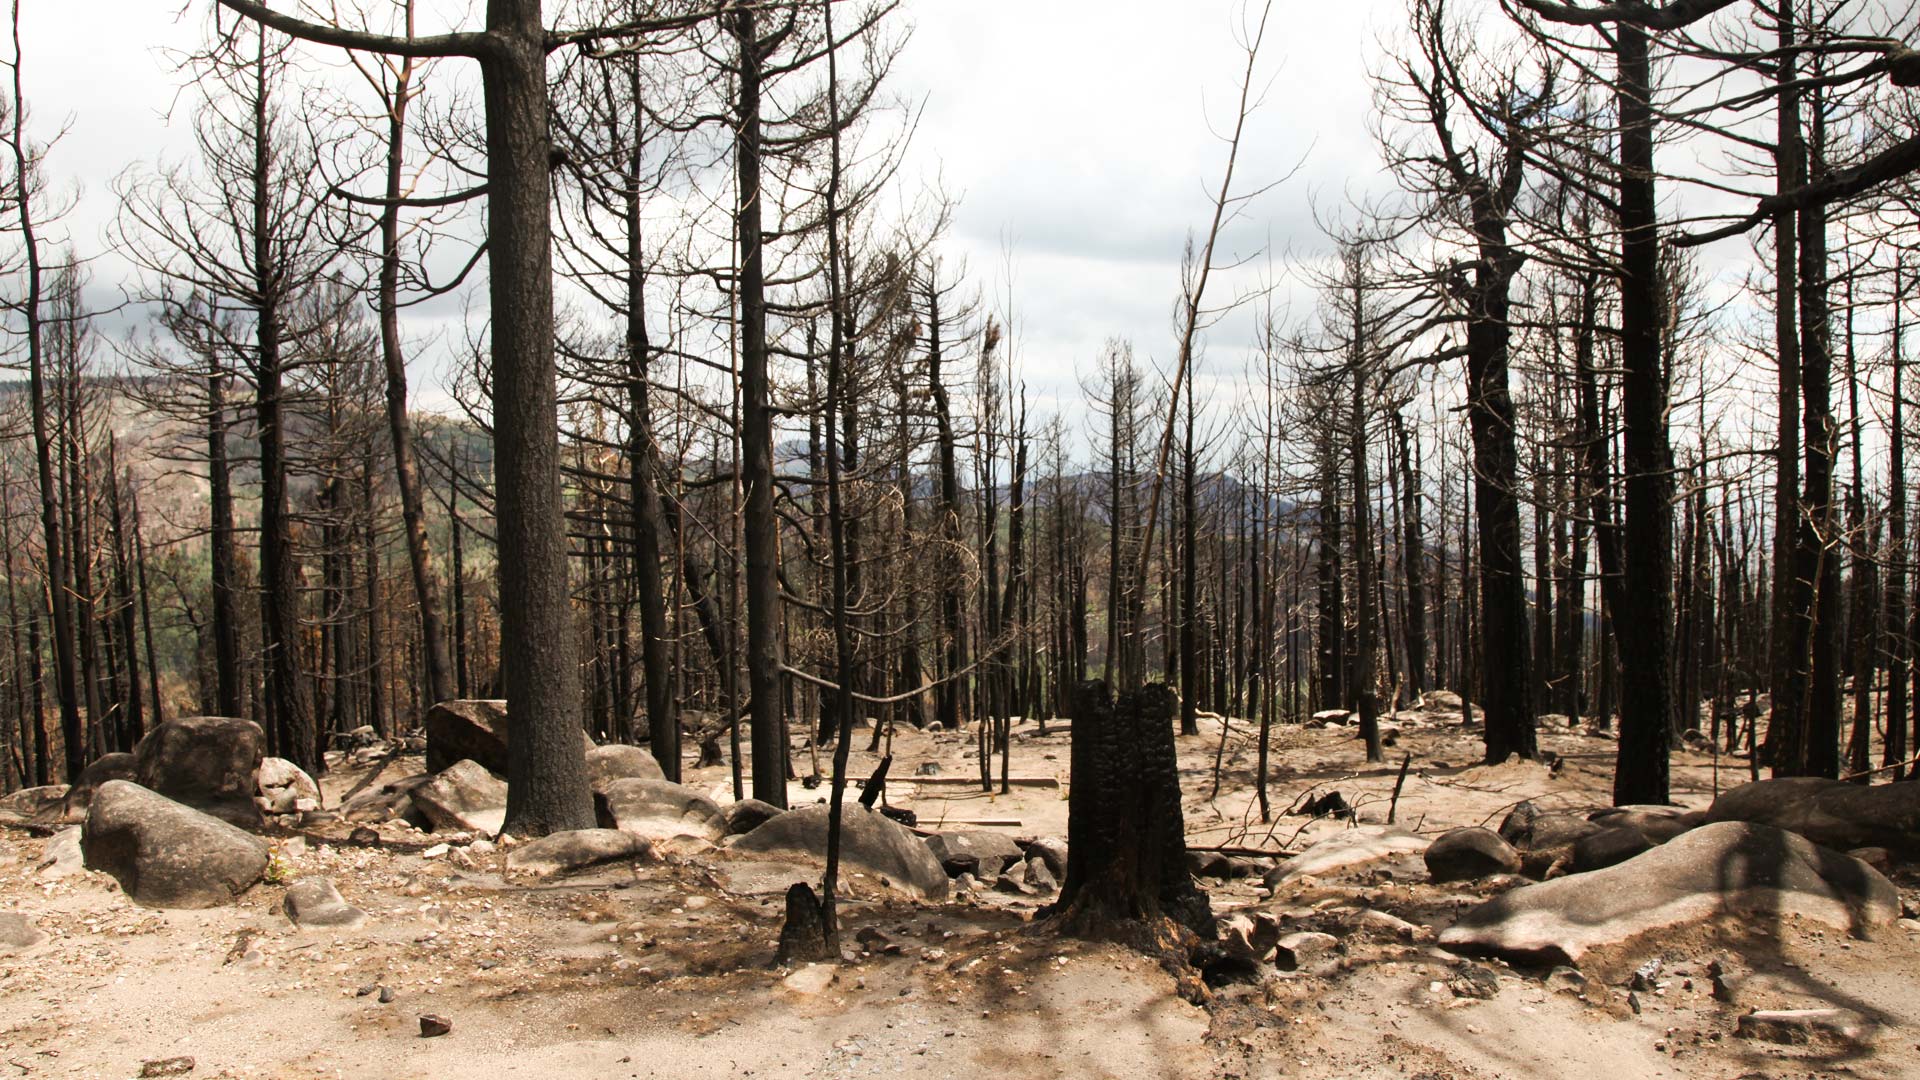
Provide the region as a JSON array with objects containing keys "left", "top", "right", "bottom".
[{"left": 3, "top": 706, "right": 1917, "bottom": 1080}]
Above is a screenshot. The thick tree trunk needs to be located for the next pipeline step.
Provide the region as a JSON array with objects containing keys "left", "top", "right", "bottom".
[
  {"left": 1053, "top": 680, "right": 1211, "bottom": 938},
  {"left": 1612, "top": 25, "right": 1674, "bottom": 804},
  {"left": 489, "top": 2, "right": 594, "bottom": 835},
  {"left": 733, "top": 7, "right": 785, "bottom": 807}
]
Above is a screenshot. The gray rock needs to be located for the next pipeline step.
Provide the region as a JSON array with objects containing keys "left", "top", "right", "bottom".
[
  {"left": 585, "top": 744, "right": 665, "bottom": 794},
  {"left": 0, "top": 911, "right": 47, "bottom": 954},
  {"left": 1274, "top": 930, "right": 1339, "bottom": 972},
  {"left": 1439, "top": 821, "right": 1899, "bottom": 964},
  {"left": 258, "top": 757, "right": 322, "bottom": 815},
  {"left": 601, "top": 778, "right": 725, "bottom": 842},
  {"left": 340, "top": 773, "right": 434, "bottom": 825},
  {"left": 1571, "top": 826, "right": 1654, "bottom": 873},
  {"left": 1425, "top": 827, "right": 1523, "bottom": 882},
  {"left": 505, "top": 828, "right": 652, "bottom": 878},
  {"left": 1736, "top": 1008, "right": 1876, "bottom": 1046},
  {"left": 925, "top": 831, "right": 1024, "bottom": 878},
  {"left": 1025, "top": 836, "right": 1068, "bottom": 881},
  {"left": 1263, "top": 825, "right": 1430, "bottom": 888},
  {"left": 60, "top": 753, "right": 138, "bottom": 823},
  {"left": 729, "top": 803, "right": 949, "bottom": 900},
  {"left": 1587, "top": 805, "right": 1703, "bottom": 843},
  {"left": 1706, "top": 777, "right": 1920, "bottom": 856},
  {"left": 283, "top": 876, "right": 367, "bottom": 929},
  {"left": 1497, "top": 801, "right": 1604, "bottom": 850},
  {"left": 133, "top": 716, "right": 268, "bottom": 829},
  {"left": 82, "top": 781, "right": 269, "bottom": 908},
  {"left": 1025, "top": 855, "right": 1058, "bottom": 893},
  {"left": 1219, "top": 912, "right": 1280, "bottom": 962},
  {"left": 35, "top": 827, "right": 83, "bottom": 878},
  {"left": 721, "top": 798, "right": 783, "bottom": 837},
  {"left": 411, "top": 760, "right": 508, "bottom": 835},
  {"left": 1449, "top": 964, "right": 1500, "bottom": 999},
  {"left": 425, "top": 699, "right": 592, "bottom": 776},
  {"left": 0, "top": 784, "right": 68, "bottom": 825}
]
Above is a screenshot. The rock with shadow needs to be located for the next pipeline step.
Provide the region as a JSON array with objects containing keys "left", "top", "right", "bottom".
[{"left": 1438, "top": 821, "right": 1899, "bottom": 965}]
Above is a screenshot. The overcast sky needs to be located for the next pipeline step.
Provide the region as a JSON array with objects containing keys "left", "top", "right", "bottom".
[{"left": 23, "top": 0, "right": 1413, "bottom": 425}]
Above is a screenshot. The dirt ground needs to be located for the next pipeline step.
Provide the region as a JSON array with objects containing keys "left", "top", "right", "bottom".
[{"left": 3, "top": 705, "right": 1918, "bottom": 1080}]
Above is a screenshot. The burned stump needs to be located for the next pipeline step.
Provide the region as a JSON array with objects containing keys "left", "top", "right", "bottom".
[{"left": 1052, "top": 680, "right": 1212, "bottom": 938}]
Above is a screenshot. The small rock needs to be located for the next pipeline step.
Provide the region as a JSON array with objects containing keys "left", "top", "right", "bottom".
[
  {"left": 1449, "top": 964, "right": 1500, "bottom": 1000},
  {"left": 1274, "top": 931, "right": 1338, "bottom": 972},
  {"left": 419, "top": 1013, "right": 452, "bottom": 1038},
  {"left": 0, "top": 912, "right": 48, "bottom": 954},
  {"left": 1629, "top": 956, "right": 1662, "bottom": 992},
  {"left": 35, "top": 827, "right": 83, "bottom": 879},
  {"left": 1736, "top": 1008, "right": 1875, "bottom": 1046},
  {"left": 138, "top": 1057, "right": 196, "bottom": 1078},
  {"left": 1025, "top": 836, "right": 1068, "bottom": 880},
  {"left": 1546, "top": 966, "right": 1587, "bottom": 995},
  {"left": 379, "top": 986, "right": 397, "bottom": 1004},
  {"left": 422, "top": 843, "right": 450, "bottom": 859},
  {"left": 782, "top": 964, "right": 837, "bottom": 995},
  {"left": 1025, "top": 855, "right": 1057, "bottom": 893},
  {"left": 283, "top": 877, "right": 367, "bottom": 929}
]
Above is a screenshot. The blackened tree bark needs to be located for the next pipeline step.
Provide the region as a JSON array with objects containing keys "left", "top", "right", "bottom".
[
  {"left": 1610, "top": 23, "right": 1674, "bottom": 802},
  {"left": 1053, "top": 680, "right": 1212, "bottom": 938},
  {"left": 732, "top": 3, "right": 785, "bottom": 808},
  {"left": 616, "top": 77, "right": 678, "bottom": 781},
  {"left": 209, "top": 0, "right": 676, "bottom": 833}
]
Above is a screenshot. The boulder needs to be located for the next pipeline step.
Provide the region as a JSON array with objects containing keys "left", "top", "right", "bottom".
[
  {"left": 601, "top": 779, "right": 725, "bottom": 842},
  {"left": 1425, "top": 828, "right": 1523, "bottom": 882},
  {"left": 721, "top": 798, "right": 784, "bottom": 837},
  {"left": 1422, "top": 689, "right": 1465, "bottom": 710},
  {"left": 257, "top": 757, "right": 322, "bottom": 816},
  {"left": 0, "top": 784, "right": 67, "bottom": 824},
  {"left": 506, "top": 828, "right": 652, "bottom": 879},
  {"left": 0, "top": 912, "right": 47, "bottom": 955},
  {"left": 282, "top": 877, "right": 367, "bottom": 929},
  {"left": 425, "top": 699, "right": 593, "bottom": 776},
  {"left": 1706, "top": 777, "right": 1920, "bottom": 857},
  {"left": 340, "top": 773, "right": 434, "bottom": 826},
  {"left": 411, "top": 760, "right": 509, "bottom": 835},
  {"left": 925, "top": 831, "right": 1024, "bottom": 878},
  {"left": 1588, "top": 805, "right": 1703, "bottom": 844},
  {"left": 133, "top": 716, "right": 268, "bottom": 829},
  {"left": 1497, "top": 802, "right": 1602, "bottom": 851},
  {"left": 585, "top": 744, "right": 665, "bottom": 794},
  {"left": 1438, "top": 821, "right": 1898, "bottom": 964},
  {"left": 82, "top": 781, "right": 270, "bottom": 908},
  {"left": 1571, "top": 826, "right": 1654, "bottom": 873},
  {"left": 60, "top": 753, "right": 138, "bottom": 823},
  {"left": 1263, "top": 825, "right": 1430, "bottom": 888},
  {"left": 728, "top": 803, "right": 949, "bottom": 900}
]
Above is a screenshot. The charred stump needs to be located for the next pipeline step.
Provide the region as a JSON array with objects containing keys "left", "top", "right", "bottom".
[
  {"left": 775, "top": 882, "right": 834, "bottom": 965},
  {"left": 1052, "top": 679, "right": 1212, "bottom": 939}
]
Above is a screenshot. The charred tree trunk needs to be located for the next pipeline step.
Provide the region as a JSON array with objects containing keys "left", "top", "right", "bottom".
[{"left": 1053, "top": 680, "right": 1211, "bottom": 939}]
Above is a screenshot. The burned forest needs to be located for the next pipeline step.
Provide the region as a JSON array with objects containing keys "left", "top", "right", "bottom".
[{"left": 3, "top": 0, "right": 1920, "bottom": 1077}]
